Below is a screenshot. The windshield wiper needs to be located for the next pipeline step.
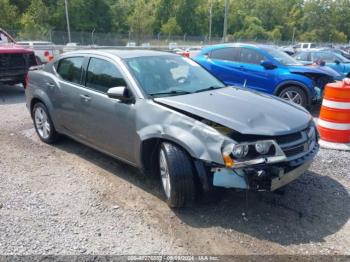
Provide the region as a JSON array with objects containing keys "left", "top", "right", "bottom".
[
  {"left": 149, "top": 90, "right": 192, "bottom": 97},
  {"left": 194, "top": 86, "right": 225, "bottom": 93}
]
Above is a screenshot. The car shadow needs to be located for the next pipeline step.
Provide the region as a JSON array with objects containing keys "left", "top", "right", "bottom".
[
  {"left": 0, "top": 84, "right": 25, "bottom": 105},
  {"left": 54, "top": 136, "right": 349, "bottom": 246}
]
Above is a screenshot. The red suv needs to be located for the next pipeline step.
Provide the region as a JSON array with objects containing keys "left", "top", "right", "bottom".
[{"left": 0, "top": 28, "right": 37, "bottom": 87}]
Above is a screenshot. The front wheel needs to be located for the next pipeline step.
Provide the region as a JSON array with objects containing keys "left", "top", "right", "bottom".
[
  {"left": 278, "top": 86, "right": 308, "bottom": 108},
  {"left": 159, "top": 142, "right": 196, "bottom": 208}
]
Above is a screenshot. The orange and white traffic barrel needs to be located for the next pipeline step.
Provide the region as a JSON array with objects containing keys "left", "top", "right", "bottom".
[{"left": 317, "top": 78, "right": 350, "bottom": 151}]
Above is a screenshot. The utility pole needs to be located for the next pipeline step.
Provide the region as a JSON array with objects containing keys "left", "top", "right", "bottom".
[
  {"left": 65, "top": 0, "right": 71, "bottom": 43},
  {"left": 223, "top": 0, "right": 228, "bottom": 42},
  {"left": 209, "top": 0, "right": 213, "bottom": 43}
]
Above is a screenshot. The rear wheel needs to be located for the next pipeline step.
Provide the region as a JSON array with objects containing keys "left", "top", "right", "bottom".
[
  {"left": 159, "top": 142, "right": 196, "bottom": 208},
  {"left": 278, "top": 86, "right": 308, "bottom": 108},
  {"left": 32, "top": 102, "right": 59, "bottom": 144}
]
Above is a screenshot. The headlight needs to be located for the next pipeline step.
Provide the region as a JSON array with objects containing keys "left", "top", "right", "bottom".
[
  {"left": 232, "top": 145, "right": 249, "bottom": 158},
  {"left": 222, "top": 140, "right": 286, "bottom": 168},
  {"left": 255, "top": 141, "right": 272, "bottom": 155}
]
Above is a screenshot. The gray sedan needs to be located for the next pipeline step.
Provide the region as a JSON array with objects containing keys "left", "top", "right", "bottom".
[{"left": 25, "top": 50, "right": 319, "bottom": 207}]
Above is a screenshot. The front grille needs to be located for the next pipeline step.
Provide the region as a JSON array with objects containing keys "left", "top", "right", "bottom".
[
  {"left": 275, "top": 132, "right": 302, "bottom": 144},
  {"left": 0, "top": 54, "right": 26, "bottom": 70},
  {"left": 275, "top": 126, "right": 316, "bottom": 160},
  {"left": 283, "top": 144, "right": 306, "bottom": 157}
]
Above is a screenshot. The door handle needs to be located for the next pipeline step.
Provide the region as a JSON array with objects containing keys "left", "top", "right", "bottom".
[
  {"left": 80, "top": 94, "right": 91, "bottom": 102},
  {"left": 239, "top": 66, "right": 246, "bottom": 70}
]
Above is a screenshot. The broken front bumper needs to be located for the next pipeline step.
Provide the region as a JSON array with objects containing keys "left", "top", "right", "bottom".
[{"left": 213, "top": 159, "right": 312, "bottom": 191}]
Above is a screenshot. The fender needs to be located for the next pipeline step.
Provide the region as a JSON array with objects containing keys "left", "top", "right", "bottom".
[{"left": 31, "top": 88, "right": 58, "bottom": 127}]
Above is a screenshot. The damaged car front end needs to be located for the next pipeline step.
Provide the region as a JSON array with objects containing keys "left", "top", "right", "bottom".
[{"left": 151, "top": 86, "right": 319, "bottom": 195}]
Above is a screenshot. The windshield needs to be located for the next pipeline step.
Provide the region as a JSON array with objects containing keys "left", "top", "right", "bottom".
[
  {"left": 125, "top": 55, "right": 225, "bottom": 97},
  {"left": 264, "top": 48, "right": 303, "bottom": 66}
]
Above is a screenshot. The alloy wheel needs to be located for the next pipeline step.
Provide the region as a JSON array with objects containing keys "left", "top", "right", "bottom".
[
  {"left": 34, "top": 106, "right": 51, "bottom": 139},
  {"left": 159, "top": 148, "right": 171, "bottom": 199},
  {"left": 281, "top": 90, "right": 303, "bottom": 105}
]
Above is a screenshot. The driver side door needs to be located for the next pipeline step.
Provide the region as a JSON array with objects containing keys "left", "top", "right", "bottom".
[{"left": 76, "top": 56, "right": 137, "bottom": 164}]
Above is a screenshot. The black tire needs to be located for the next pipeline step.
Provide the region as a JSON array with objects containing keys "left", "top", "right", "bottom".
[
  {"left": 32, "top": 102, "right": 59, "bottom": 144},
  {"left": 278, "top": 86, "right": 308, "bottom": 108},
  {"left": 158, "top": 142, "right": 196, "bottom": 208}
]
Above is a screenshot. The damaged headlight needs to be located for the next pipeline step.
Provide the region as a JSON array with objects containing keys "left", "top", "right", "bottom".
[{"left": 222, "top": 140, "right": 286, "bottom": 168}]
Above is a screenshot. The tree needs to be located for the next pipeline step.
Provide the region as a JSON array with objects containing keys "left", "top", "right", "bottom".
[
  {"left": 0, "top": 0, "right": 19, "bottom": 30},
  {"left": 161, "top": 17, "right": 181, "bottom": 38},
  {"left": 127, "top": 0, "right": 156, "bottom": 44},
  {"left": 19, "top": 0, "right": 49, "bottom": 40}
]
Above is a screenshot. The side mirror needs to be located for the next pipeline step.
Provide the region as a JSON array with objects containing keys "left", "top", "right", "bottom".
[
  {"left": 261, "top": 60, "right": 277, "bottom": 70},
  {"left": 335, "top": 60, "right": 341, "bottom": 64},
  {"left": 107, "top": 86, "right": 132, "bottom": 102}
]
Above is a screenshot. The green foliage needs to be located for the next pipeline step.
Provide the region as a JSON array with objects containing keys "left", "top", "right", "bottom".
[
  {"left": 2, "top": 0, "right": 350, "bottom": 43},
  {"left": 0, "top": 0, "right": 19, "bottom": 29},
  {"left": 161, "top": 17, "right": 181, "bottom": 37},
  {"left": 127, "top": 0, "right": 156, "bottom": 43},
  {"left": 19, "top": 0, "right": 49, "bottom": 39}
]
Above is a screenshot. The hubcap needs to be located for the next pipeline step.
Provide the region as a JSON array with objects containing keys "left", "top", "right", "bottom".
[
  {"left": 281, "top": 90, "right": 303, "bottom": 105},
  {"left": 159, "top": 148, "right": 171, "bottom": 199},
  {"left": 34, "top": 107, "right": 50, "bottom": 139}
]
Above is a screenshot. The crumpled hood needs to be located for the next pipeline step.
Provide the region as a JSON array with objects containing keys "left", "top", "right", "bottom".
[
  {"left": 288, "top": 64, "right": 341, "bottom": 78},
  {"left": 154, "top": 87, "right": 312, "bottom": 136}
]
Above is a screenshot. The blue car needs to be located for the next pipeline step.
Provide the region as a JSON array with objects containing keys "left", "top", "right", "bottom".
[
  {"left": 195, "top": 44, "right": 341, "bottom": 107},
  {"left": 293, "top": 50, "right": 350, "bottom": 78}
]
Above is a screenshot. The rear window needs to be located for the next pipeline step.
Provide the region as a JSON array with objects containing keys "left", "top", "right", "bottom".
[{"left": 56, "top": 57, "right": 84, "bottom": 84}]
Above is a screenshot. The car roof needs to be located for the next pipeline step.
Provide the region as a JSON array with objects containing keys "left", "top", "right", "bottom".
[
  {"left": 204, "top": 43, "right": 276, "bottom": 50},
  {"left": 64, "top": 49, "right": 176, "bottom": 59}
]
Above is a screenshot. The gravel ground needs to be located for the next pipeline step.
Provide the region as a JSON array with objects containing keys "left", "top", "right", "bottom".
[{"left": 0, "top": 85, "right": 349, "bottom": 255}]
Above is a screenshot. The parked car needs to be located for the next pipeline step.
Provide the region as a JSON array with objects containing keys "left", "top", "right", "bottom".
[
  {"left": 63, "top": 42, "right": 79, "bottom": 53},
  {"left": 293, "top": 50, "right": 350, "bottom": 78},
  {"left": 293, "top": 43, "right": 317, "bottom": 52},
  {"left": 17, "top": 41, "right": 60, "bottom": 64},
  {"left": 194, "top": 44, "right": 340, "bottom": 107},
  {"left": 126, "top": 42, "right": 137, "bottom": 47},
  {"left": 0, "top": 28, "right": 37, "bottom": 87},
  {"left": 321, "top": 48, "right": 350, "bottom": 60},
  {"left": 168, "top": 42, "right": 178, "bottom": 50},
  {"left": 26, "top": 50, "right": 319, "bottom": 207}
]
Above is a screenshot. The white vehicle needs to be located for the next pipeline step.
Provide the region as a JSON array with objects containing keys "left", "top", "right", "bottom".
[
  {"left": 293, "top": 43, "right": 318, "bottom": 52},
  {"left": 168, "top": 42, "right": 178, "bottom": 50},
  {"left": 17, "top": 41, "right": 59, "bottom": 64},
  {"left": 62, "top": 42, "right": 79, "bottom": 53},
  {"left": 126, "top": 42, "right": 137, "bottom": 47}
]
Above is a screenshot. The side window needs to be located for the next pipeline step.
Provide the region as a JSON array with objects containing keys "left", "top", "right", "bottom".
[
  {"left": 86, "top": 58, "right": 127, "bottom": 93},
  {"left": 239, "top": 48, "right": 265, "bottom": 65},
  {"left": 210, "top": 48, "right": 239, "bottom": 62},
  {"left": 313, "top": 52, "right": 335, "bottom": 63},
  {"left": 294, "top": 52, "right": 309, "bottom": 61},
  {"left": 57, "top": 57, "right": 84, "bottom": 84},
  {"left": 310, "top": 43, "right": 316, "bottom": 48},
  {"left": 302, "top": 44, "right": 308, "bottom": 48}
]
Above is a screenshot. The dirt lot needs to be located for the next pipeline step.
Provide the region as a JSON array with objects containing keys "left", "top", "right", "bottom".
[{"left": 0, "top": 85, "right": 349, "bottom": 255}]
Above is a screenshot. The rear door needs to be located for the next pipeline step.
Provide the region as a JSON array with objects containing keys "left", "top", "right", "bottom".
[
  {"left": 76, "top": 56, "right": 137, "bottom": 163},
  {"left": 53, "top": 56, "right": 86, "bottom": 135},
  {"left": 207, "top": 47, "right": 244, "bottom": 86}
]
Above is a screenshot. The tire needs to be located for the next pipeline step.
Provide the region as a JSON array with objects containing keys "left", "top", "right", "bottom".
[
  {"left": 32, "top": 102, "right": 59, "bottom": 144},
  {"left": 158, "top": 142, "right": 196, "bottom": 208},
  {"left": 278, "top": 86, "right": 308, "bottom": 108}
]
